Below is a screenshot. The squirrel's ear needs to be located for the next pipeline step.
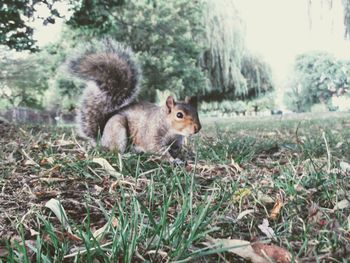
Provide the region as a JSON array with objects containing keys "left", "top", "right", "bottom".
[
  {"left": 185, "top": 96, "right": 198, "bottom": 109},
  {"left": 166, "top": 96, "right": 175, "bottom": 113}
]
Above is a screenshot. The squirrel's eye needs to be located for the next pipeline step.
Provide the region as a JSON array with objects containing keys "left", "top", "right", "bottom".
[{"left": 176, "top": 112, "right": 184, "bottom": 119}]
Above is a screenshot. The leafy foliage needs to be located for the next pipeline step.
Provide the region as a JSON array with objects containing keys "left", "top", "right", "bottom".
[
  {"left": 66, "top": 0, "right": 274, "bottom": 102},
  {"left": 0, "top": 0, "right": 64, "bottom": 51},
  {"left": 198, "top": 0, "right": 274, "bottom": 101},
  {"left": 1, "top": 0, "right": 275, "bottom": 110},
  {"left": 0, "top": 44, "right": 66, "bottom": 109},
  {"left": 248, "top": 92, "right": 276, "bottom": 111},
  {"left": 67, "top": 0, "right": 206, "bottom": 101},
  {"left": 199, "top": 0, "right": 247, "bottom": 99},
  {"left": 42, "top": 38, "right": 84, "bottom": 110},
  {"left": 0, "top": 53, "right": 49, "bottom": 109},
  {"left": 345, "top": 0, "right": 350, "bottom": 39},
  {"left": 200, "top": 93, "right": 275, "bottom": 116},
  {"left": 284, "top": 51, "right": 350, "bottom": 112},
  {"left": 241, "top": 53, "right": 274, "bottom": 98}
]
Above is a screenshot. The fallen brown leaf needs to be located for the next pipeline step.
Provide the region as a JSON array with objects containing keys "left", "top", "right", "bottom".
[
  {"left": 92, "top": 157, "right": 123, "bottom": 178},
  {"left": 34, "top": 190, "right": 61, "bottom": 198},
  {"left": 252, "top": 243, "right": 294, "bottom": 263},
  {"left": 270, "top": 196, "right": 283, "bottom": 220},
  {"left": 40, "top": 157, "right": 54, "bottom": 166},
  {"left": 208, "top": 238, "right": 268, "bottom": 263}
]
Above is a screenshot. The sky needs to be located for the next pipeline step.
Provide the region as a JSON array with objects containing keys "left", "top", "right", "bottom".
[
  {"left": 30, "top": 1, "right": 72, "bottom": 47},
  {"left": 235, "top": 0, "right": 350, "bottom": 107},
  {"left": 236, "top": 0, "right": 350, "bottom": 78}
]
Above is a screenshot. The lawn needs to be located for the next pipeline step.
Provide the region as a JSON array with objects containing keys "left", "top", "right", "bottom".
[{"left": 0, "top": 112, "right": 350, "bottom": 262}]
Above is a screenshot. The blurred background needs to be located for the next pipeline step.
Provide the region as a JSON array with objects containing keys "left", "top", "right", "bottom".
[{"left": 1, "top": 0, "right": 350, "bottom": 123}]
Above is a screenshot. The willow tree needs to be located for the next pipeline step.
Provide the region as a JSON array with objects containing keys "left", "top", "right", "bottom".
[
  {"left": 344, "top": 0, "right": 350, "bottom": 39},
  {"left": 307, "top": 0, "right": 350, "bottom": 40},
  {"left": 240, "top": 52, "right": 274, "bottom": 98},
  {"left": 199, "top": 0, "right": 247, "bottom": 101}
]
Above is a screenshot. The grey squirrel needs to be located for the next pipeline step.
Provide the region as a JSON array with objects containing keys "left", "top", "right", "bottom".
[{"left": 67, "top": 38, "right": 201, "bottom": 160}]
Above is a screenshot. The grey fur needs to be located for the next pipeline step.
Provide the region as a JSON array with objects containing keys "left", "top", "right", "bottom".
[{"left": 67, "top": 38, "right": 142, "bottom": 139}]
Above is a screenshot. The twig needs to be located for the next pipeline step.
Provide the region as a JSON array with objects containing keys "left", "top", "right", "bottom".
[
  {"left": 20, "top": 149, "right": 40, "bottom": 167},
  {"left": 322, "top": 131, "right": 331, "bottom": 174},
  {"left": 64, "top": 241, "right": 113, "bottom": 258},
  {"left": 295, "top": 121, "right": 302, "bottom": 144}
]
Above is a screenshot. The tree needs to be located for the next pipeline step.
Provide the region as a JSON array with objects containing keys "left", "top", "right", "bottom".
[
  {"left": 284, "top": 51, "right": 350, "bottom": 112},
  {"left": 66, "top": 0, "right": 207, "bottom": 101},
  {"left": 0, "top": 0, "right": 66, "bottom": 51},
  {"left": 240, "top": 53, "right": 274, "bottom": 99},
  {"left": 4, "top": 0, "right": 274, "bottom": 110},
  {"left": 342, "top": 0, "right": 350, "bottom": 39},
  {"left": 0, "top": 47, "right": 58, "bottom": 109},
  {"left": 199, "top": 0, "right": 247, "bottom": 100},
  {"left": 307, "top": 0, "right": 350, "bottom": 40}
]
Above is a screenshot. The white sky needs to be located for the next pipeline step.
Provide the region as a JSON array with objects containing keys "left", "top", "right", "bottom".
[
  {"left": 235, "top": 0, "right": 350, "bottom": 107},
  {"left": 236, "top": 0, "right": 350, "bottom": 81},
  {"left": 31, "top": 1, "right": 72, "bottom": 47}
]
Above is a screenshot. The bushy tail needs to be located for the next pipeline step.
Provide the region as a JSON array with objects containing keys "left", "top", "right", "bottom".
[{"left": 67, "top": 38, "right": 141, "bottom": 139}]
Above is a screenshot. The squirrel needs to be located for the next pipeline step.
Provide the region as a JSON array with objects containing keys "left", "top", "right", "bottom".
[{"left": 67, "top": 38, "right": 201, "bottom": 161}]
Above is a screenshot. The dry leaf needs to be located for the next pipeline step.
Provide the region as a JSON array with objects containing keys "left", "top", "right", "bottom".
[
  {"left": 40, "top": 177, "right": 66, "bottom": 183},
  {"left": 258, "top": 219, "right": 275, "bottom": 239},
  {"left": 109, "top": 179, "right": 135, "bottom": 193},
  {"left": 34, "top": 191, "right": 53, "bottom": 199},
  {"left": 0, "top": 247, "right": 8, "bottom": 257},
  {"left": 40, "top": 157, "right": 54, "bottom": 166},
  {"left": 21, "top": 149, "right": 39, "bottom": 167},
  {"left": 111, "top": 217, "right": 118, "bottom": 227},
  {"left": 55, "top": 139, "right": 75, "bottom": 146},
  {"left": 257, "top": 191, "right": 274, "bottom": 204},
  {"left": 209, "top": 238, "right": 268, "bottom": 263},
  {"left": 30, "top": 228, "right": 39, "bottom": 236},
  {"left": 340, "top": 161, "right": 350, "bottom": 172},
  {"left": 237, "top": 209, "right": 255, "bottom": 221},
  {"left": 92, "top": 157, "right": 123, "bottom": 178},
  {"left": 65, "top": 231, "right": 82, "bottom": 242},
  {"left": 230, "top": 159, "right": 243, "bottom": 172},
  {"left": 335, "top": 142, "right": 343, "bottom": 148},
  {"left": 332, "top": 199, "right": 350, "bottom": 211},
  {"left": 294, "top": 184, "right": 305, "bottom": 192},
  {"left": 24, "top": 159, "right": 38, "bottom": 166},
  {"left": 270, "top": 197, "right": 283, "bottom": 220},
  {"left": 45, "top": 198, "right": 71, "bottom": 233},
  {"left": 185, "top": 160, "right": 240, "bottom": 178},
  {"left": 93, "top": 185, "right": 104, "bottom": 195},
  {"left": 93, "top": 217, "right": 118, "bottom": 240},
  {"left": 252, "top": 243, "right": 294, "bottom": 263},
  {"left": 308, "top": 203, "right": 323, "bottom": 224}
]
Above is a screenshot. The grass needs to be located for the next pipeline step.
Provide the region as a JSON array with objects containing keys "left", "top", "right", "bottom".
[{"left": 0, "top": 112, "right": 350, "bottom": 262}]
